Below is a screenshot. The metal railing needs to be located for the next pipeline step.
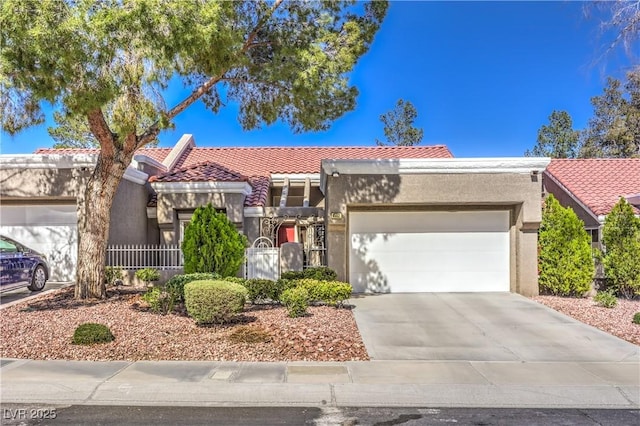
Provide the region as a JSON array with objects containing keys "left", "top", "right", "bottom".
[{"left": 106, "top": 244, "right": 182, "bottom": 270}]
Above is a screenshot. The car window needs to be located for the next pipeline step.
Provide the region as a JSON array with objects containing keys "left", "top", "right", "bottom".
[{"left": 0, "top": 239, "right": 18, "bottom": 253}]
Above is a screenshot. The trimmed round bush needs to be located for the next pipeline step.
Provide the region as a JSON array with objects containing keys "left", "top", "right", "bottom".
[
  {"left": 280, "top": 287, "right": 309, "bottom": 318},
  {"left": 184, "top": 280, "right": 248, "bottom": 324},
  {"left": 165, "top": 273, "right": 220, "bottom": 301},
  {"left": 72, "top": 323, "right": 114, "bottom": 345},
  {"left": 632, "top": 312, "right": 640, "bottom": 325}
]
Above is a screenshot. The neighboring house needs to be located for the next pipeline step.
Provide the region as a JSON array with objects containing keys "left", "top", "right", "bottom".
[
  {"left": 543, "top": 159, "right": 640, "bottom": 247},
  {"left": 0, "top": 134, "right": 549, "bottom": 296}
]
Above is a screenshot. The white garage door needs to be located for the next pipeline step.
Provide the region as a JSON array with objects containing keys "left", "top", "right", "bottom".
[
  {"left": 0, "top": 205, "right": 77, "bottom": 281},
  {"left": 349, "top": 210, "right": 510, "bottom": 293}
]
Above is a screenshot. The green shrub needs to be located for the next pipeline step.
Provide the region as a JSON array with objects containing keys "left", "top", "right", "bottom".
[
  {"left": 165, "top": 273, "right": 220, "bottom": 301},
  {"left": 181, "top": 203, "right": 248, "bottom": 276},
  {"left": 104, "top": 265, "right": 123, "bottom": 286},
  {"left": 281, "top": 270, "right": 305, "bottom": 280},
  {"left": 72, "top": 323, "right": 114, "bottom": 345},
  {"left": 593, "top": 290, "right": 618, "bottom": 308},
  {"left": 280, "top": 287, "right": 309, "bottom": 318},
  {"left": 141, "top": 286, "right": 177, "bottom": 314},
  {"left": 538, "top": 195, "right": 595, "bottom": 296},
  {"left": 281, "top": 267, "right": 338, "bottom": 281},
  {"left": 291, "top": 279, "right": 352, "bottom": 306},
  {"left": 242, "top": 279, "right": 284, "bottom": 303},
  {"left": 135, "top": 268, "right": 160, "bottom": 286},
  {"left": 222, "top": 276, "right": 247, "bottom": 285},
  {"left": 302, "top": 266, "right": 338, "bottom": 281},
  {"left": 602, "top": 198, "right": 640, "bottom": 298},
  {"left": 633, "top": 312, "right": 640, "bottom": 325},
  {"left": 184, "top": 280, "right": 248, "bottom": 324}
]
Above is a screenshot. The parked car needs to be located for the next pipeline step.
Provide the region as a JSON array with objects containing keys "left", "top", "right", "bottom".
[{"left": 0, "top": 235, "right": 49, "bottom": 293}]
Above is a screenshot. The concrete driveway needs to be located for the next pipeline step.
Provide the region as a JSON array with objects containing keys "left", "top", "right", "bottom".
[{"left": 351, "top": 293, "right": 640, "bottom": 362}]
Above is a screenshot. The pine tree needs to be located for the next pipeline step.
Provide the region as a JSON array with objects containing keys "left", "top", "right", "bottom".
[
  {"left": 182, "top": 204, "right": 248, "bottom": 277},
  {"left": 538, "top": 195, "right": 595, "bottom": 296},
  {"left": 601, "top": 198, "right": 640, "bottom": 298}
]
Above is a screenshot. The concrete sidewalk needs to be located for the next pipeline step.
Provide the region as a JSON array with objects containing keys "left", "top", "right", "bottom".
[{"left": 1, "top": 358, "right": 638, "bottom": 409}]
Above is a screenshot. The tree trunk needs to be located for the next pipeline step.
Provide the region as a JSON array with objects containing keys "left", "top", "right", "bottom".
[{"left": 74, "top": 152, "right": 130, "bottom": 299}]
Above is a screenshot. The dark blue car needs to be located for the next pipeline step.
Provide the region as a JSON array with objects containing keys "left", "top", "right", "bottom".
[{"left": 0, "top": 235, "right": 49, "bottom": 293}]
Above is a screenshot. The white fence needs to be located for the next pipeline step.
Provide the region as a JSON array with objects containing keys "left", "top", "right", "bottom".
[
  {"left": 245, "top": 247, "right": 280, "bottom": 280},
  {"left": 106, "top": 244, "right": 182, "bottom": 270}
]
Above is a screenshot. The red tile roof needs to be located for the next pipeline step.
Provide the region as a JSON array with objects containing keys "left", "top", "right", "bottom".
[
  {"left": 175, "top": 146, "right": 453, "bottom": 175},
  {"left": 149, "top": 162, "right": 247, "bottom": 183},
  {"left": 246, "top": 176, "right": 271, "bottom": 207},
  {"left": 545, "top": 159, "right": 640, "bottom": 216}
]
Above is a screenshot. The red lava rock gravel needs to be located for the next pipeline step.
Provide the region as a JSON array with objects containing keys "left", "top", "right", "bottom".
[
  {"left": 532, "top": 295, "right": 640, "bottom": 346},
  {"left": 0, "top": 287, "right": 369, "bottom": 362}
]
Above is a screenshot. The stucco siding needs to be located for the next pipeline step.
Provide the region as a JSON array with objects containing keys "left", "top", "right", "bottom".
[
  {"left": 108, "top": 179, "right": 150, "bottom": 244},
  {"left": 0, "top": 168, "right": 84, "bottom": 200}
]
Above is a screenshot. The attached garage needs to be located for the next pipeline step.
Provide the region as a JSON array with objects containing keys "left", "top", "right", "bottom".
[
  {"left": 321, "top": 157, "right": 551, "bottom": 296},
  {"left": 0, "top": 204, "right": 78, "bottom": 281},
  {"left": 349, "top": 210, "right": 510, "bottom": 293}
]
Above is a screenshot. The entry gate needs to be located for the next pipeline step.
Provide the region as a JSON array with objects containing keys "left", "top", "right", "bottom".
[{"left": 245, "top": 237, "right": 280, "bottom": 280}]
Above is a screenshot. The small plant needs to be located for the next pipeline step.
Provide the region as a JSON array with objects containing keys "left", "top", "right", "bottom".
[
  {"left": 165, "top": 272, "right": 220, "bottom": 301},
  {"left": 280, "top": 287, "right": 309, "bottom": 318},
  {"left": 632, "top": 312, "right": 640, "bottom": 325},
  {"left": 141, "top": 286, "right": 177, "bottom": 315},
  {"left": 228, "top": 325, "right": 271, "bottom": 344},
  {"left": 136, "top": 268, "right": 160, "bottom": 287},
  {"left": 593, "top": 290, "right": 618, "bottom": 308},
  {"left": 184, "top": 280, "right": 248, "bottom": 324},
  {"left": 104, "top": 266, "right": 123, "bottom": 286},
  {"left": 72, "top": 323, "right": 114, "bottom": 345}
]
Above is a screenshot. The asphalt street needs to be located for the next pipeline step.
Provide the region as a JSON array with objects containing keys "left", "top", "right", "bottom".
[{"left": 1, "top": 405, "right": 639, "bottom": 426}]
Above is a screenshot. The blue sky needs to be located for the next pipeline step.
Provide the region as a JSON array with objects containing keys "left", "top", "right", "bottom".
[{"left": 0, "top": 1, "right": 634, "bottom": 157}]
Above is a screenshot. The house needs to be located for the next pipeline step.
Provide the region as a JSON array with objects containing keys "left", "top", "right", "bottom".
[
  {"left": 0, "top": 135, "right": 549, "bottom": 295},
  {"left": 543, "top": 158, "right": 640, "bottom": 247}
]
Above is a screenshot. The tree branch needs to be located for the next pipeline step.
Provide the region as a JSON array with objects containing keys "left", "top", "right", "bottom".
[
  {"left": 86, "top": 109, "right": 115, "bottom": 156},
  {"left": 136, "top": 0, "right": 286, "bottom": 149}
]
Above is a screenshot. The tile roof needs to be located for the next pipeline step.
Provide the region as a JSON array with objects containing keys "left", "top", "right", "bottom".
[
  {"left": 545, "top": 158, "right": 640, "bottom": 216},
  {"left": 245, "top": 176, "right": 271, "bottom": 207},
  {"left": 175, "top": 146, "right": 453, "bottom": 175},
  {"left": 149, "top": 162, "right": 247, "bottom": 183},
  {"left": 34, "top": 147, "right": 172, "bottom": 164}
]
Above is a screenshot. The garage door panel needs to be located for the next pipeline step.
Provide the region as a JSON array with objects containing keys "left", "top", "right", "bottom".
[
  {"left": 0, "top": 205, "right": 77, "bottom": 282},
  {"left": 349, "top": 211, "right": 509, "bottom": 293}
]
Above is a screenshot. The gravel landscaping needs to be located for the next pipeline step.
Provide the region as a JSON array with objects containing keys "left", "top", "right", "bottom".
[
  {"left": 0, "top": 287, "right": 368, "bottom": 362},
  {"left": 533, "top": 295, "right": 640, "bottom": 346},
  {"left": 2, "top": 287, "right": 638, "bottom": 363}
]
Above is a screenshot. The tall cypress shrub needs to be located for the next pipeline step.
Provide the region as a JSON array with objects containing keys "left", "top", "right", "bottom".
[
  {"left": 181, "top": 203, "right": 248, "bottom": 277},
  {"left": 538, "top": 195, "right": 594, "bottom": 296},
  {"left": 602, "top": 198, "right": 640, "bottom": 298}
]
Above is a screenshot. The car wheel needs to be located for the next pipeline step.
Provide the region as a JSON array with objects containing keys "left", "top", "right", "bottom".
[{"left": 27, "top": 265, "right": 47, "bottom": 292}]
